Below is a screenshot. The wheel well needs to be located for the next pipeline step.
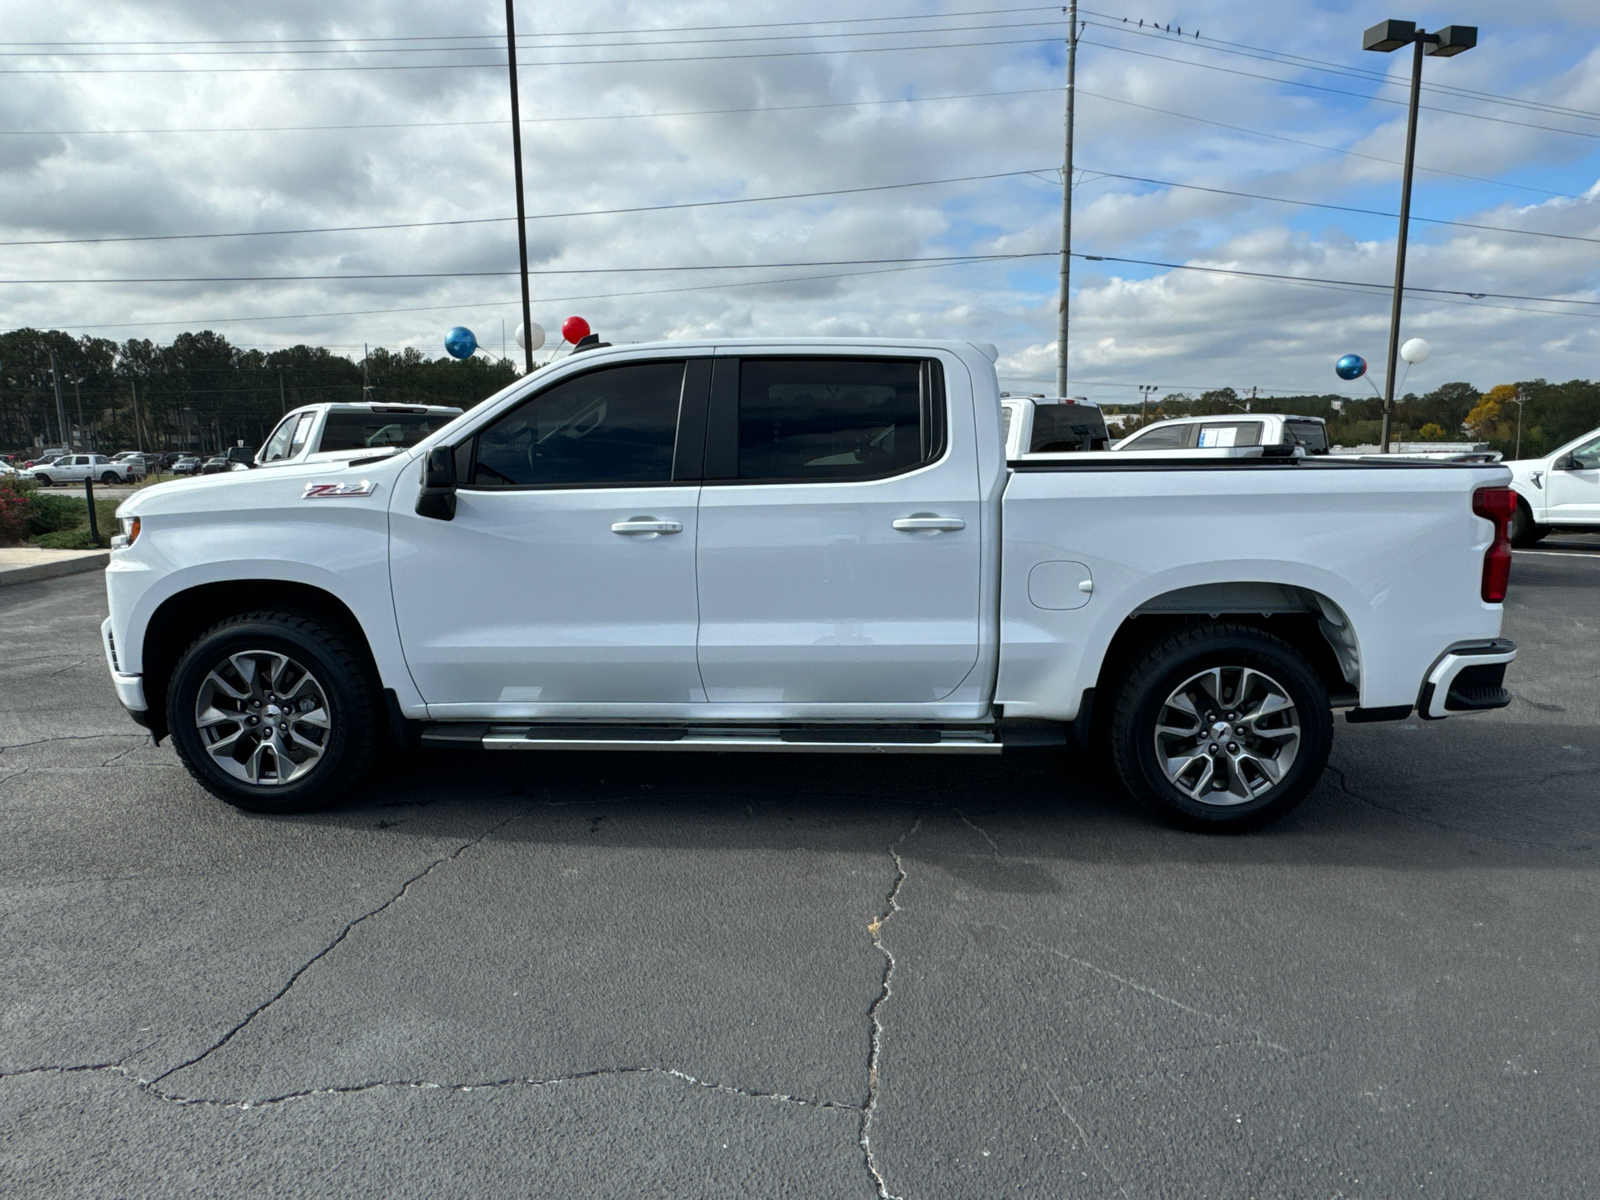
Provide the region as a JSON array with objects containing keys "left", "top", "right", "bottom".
[
  {"left": 139, "top": 581, "right": 377, "bottom": 741},
  {"left": 1082, "top": 586, "right": 1359, "bottom": 738}
]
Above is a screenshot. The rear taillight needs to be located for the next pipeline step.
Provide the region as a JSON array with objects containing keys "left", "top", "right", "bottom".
[{"left": 1472, "top": 486, "right": 1515, "bottom": 603}]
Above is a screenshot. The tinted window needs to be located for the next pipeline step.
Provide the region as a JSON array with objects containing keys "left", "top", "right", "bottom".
[
  {"left": 321, "top": 411, "right": 457, "bottom": 453},
  {"left": 1285, "top": 421, "right": 1329, "bottom": 453},
  {"left": 1196, "top": 422, "right": 1262, "bottom": 448},
  {"left": 1572, "top": 434, "right": 1600, "bottom": 469},
  {"left": 1123, "top": 424, "right": 1188, "bottom": 449},
  {"left": 736, "top": 358, "right": 932, "bottom": 481},
  {"left": 471, "top": 360, "right": 684, "bottom": 487}
]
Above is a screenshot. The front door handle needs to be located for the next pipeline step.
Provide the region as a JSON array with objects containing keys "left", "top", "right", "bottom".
[
  {"left": 892, "top": 515, "right": 966, "bottom": 533},
  {"left": 611, "top": 518, "right": 683, "bottom": 535}
]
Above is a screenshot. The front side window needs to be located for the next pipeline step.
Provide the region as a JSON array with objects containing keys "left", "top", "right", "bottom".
[
  {"left": 735, "top": 358, "right": 935, "bottom": 482},
  {"left": 260, "top": 415, "right": 298, "bottom": 462},
  {"left": 1570, "top": 434, "right": 1600, "bottom": 470},
  {"left": 1123, "top": 424, "right": 1188, "bottom": 450},
  {"left": 470, "top": 360, "right": 685, "bottom": 487}
]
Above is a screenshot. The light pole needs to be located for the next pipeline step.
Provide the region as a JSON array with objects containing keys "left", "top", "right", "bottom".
[
  {"left": 1512, "top": 389, "right": 1526, "bottom": 459},
  {"left": 1055, "top": 0, "right": 1079, "bottom": 398},
  {"left": 1362, "top": 20, "right": 1477, "bottom": 453},
  {"left": 505, "top": 0, "right": 535, "bottom": 375}
]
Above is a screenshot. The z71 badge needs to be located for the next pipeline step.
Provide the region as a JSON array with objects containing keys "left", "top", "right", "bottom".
[{"left": 302, "top": 480, "right": 375, "bottom": 498}]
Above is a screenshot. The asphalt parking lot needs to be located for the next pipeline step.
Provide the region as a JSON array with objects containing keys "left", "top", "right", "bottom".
[{"left": 2, "top": 542, "right": 1597, "bottom": 1199}]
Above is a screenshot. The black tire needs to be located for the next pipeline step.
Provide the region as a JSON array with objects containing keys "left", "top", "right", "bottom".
[
  {"left": 1109, "top": 623, "right": 1333, "bottom": 833},
  {"left": 167, "top": 611, "right": 379, "bottom": 813},
  {"left": 1509, "top": 498, "right": 1549, "bottom": 548},
  {"left": 100, "top": 471, "right": 118, "bottom": 484},
  {"left": 33, "top": 474, "right": 52, "bottom": 487}
]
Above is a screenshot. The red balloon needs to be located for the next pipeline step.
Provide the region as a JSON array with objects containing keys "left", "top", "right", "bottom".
[{"left": 561, "top": 315, "right": 591, "bottom": 344}]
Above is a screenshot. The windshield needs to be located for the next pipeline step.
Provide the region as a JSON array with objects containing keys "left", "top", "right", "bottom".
[{"left": 319, "top": 411, "right": 456, "bottom": 452}]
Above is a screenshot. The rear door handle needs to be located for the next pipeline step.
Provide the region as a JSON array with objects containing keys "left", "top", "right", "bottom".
[
  {"left": 892, "top": 515, "right": 966, "bottom": 533},
  {"left": 611, "top": 519, "right": 683, "bottom": 535}
]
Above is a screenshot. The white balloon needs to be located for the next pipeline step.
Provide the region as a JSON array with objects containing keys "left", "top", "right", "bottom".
[
  {"left": 1400, "top": 337, "right": 1431, "bottom": 365},
  {"left": 515, "top": 322, "right": 545, "bottom": 351}
]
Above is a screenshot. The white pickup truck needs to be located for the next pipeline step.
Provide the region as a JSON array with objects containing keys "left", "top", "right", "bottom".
[
  {"left": 103, "top": 339, "right": 1518, "bottom": 831},
  {"left": 1506, "top": 426, "right": 1600, "bottom": 546},
  {"left": 253, "top": 401, "right": 464, "bottom": 469}
]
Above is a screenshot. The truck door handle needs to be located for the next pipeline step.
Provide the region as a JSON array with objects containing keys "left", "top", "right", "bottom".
[
  {"left": 611, "top": 518, "right": 683, "bottom": 535},
  {"left": 892, "top": 515, "right": 966, "bottom": 533}
]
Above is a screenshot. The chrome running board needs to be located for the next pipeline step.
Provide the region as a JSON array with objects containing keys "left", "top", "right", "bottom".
[{"left": 421, "top": 723, "right": 1000, "bottom": 754}]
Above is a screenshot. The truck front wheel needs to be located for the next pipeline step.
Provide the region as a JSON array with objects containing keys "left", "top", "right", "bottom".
[
  {"left": 167, "top": 612, "right": 379, "bottom": 813},
  {"left": 1509, "top": 498, "right": 1549, "bottom": 548},
  {"left": 1109, "top": 624, "right": 1332, "bottom": 833}
]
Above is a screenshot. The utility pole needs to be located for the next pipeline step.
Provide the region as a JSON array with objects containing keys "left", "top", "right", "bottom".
[
  {"left": 1513, "top": 390, "right": 1526, "bottom": 459},
  {"left": 1055, "top": 0, "right": 1078, "bottom": 398},
  {"left": 278, "top": 370, "right": 287, "bottom": 416},
  {"left": 48, "top": 349, "right": 71, "bottom": 452},
  {"left": 1138, "top": 383, "right": 1158, "bottom": 427},
  {"left": 74, "top": 379, "right": 86, "bottom": 451},
  {"left": 131, "top": 380, "right": 145, "bottom": 451},
  {"left": 363, "top": 344, "right": 372, "bottom": 400},
  {"left": 506, "top": 0, "right": 535, "bottom": 375}
]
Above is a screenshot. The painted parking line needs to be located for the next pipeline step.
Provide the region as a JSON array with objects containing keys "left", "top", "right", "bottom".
[{"left": 1514, "top": 550, "right": 1600, "bottom": 558}]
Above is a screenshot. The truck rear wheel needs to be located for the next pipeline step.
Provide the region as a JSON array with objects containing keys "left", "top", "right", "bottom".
[
  {"left": 1109, "top": 624, "right": 1332, "bottom": 833},
  {"left": 167, "top": 611, "right": 378, "bottom": 814}
]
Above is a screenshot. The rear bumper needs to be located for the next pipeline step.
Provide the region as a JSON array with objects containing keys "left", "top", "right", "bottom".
[{"left": 1417, "top": 638, "right": 1516, "bottom": 720}]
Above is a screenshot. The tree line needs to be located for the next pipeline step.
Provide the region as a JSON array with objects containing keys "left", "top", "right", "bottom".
[
  {"left": 0, "top": 328, "right": 520, "bottom": 456},
  {"left": 1105, "top": 380, "right": 1600, "bottom": 458}
]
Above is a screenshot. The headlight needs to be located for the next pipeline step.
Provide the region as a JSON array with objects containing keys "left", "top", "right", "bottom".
[{"left": 111, "top": 516, "right": 140, "bottom": 550}]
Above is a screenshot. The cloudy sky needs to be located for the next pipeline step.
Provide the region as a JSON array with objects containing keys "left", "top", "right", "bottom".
[{"left": 2, "top": 0, "right": 1599, "bottom": 403}]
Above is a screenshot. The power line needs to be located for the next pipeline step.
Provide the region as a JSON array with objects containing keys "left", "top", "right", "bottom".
[
  {"left": 1079, "top": 13, "right": 1600, "bottom": 127},
  {"left": 0, "top": 253, "right": 1056, "bottom": 285},
  {"left": 0, "top": 7, "right": 1066, "bottom": 47},
  {"left": 1077, "top": 89, "right": 1592, "bottom": 203},
  {"left": 0, "top": 86, "right": 1064, "bottom": 138},
  {"left": 0, "top": 167, "right": 1055, "bottom": 248},
  {"left": 1079, "top": 37, "right": 1600, "bottom": 143},
  {"left": 0, "top": 17, "right": 1071, "bottom": 58},
  {"left": 1077, "top": 168, "right": 1600, "bottom": 247},
  {"left": 0, "top": 32, "right": 1070, "bottom": 74}
]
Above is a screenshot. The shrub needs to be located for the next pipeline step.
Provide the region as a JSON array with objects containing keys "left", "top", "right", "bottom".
[
  {"left": 25, "top": 492, "right": 85, "bottom": 536},
  {"left": 35, "top": 526, "right": 107, "bottom": 550},
  {"left": 0, "top": 478, "right": 31, "bottom": 546}
]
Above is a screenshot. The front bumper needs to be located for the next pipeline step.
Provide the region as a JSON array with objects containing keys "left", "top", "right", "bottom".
[
  {"left": 101, "top": 615, "right": 147, "bottom": 713},
  {"left": 1417, "top": 638, "right": 1517, "bottom": 720}
]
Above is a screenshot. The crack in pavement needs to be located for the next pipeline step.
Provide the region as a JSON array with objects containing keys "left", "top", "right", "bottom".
[
  {"left": 1043, "top": 1077, "right": 1131, "bottom": 1200},
  {"left": 0, "top": 733, "right": 148, "bottom": 754},
  {"left": 859, "top": 817, "right": 919, "bottom": 1200},
  {"left": 993, "top": 923, "right": 1294, "bottom": 1055},
  {"left": 48, "top": 656, "right": 95, "bottom": 677},
  {"left": 148, "top": 812, "right": 527, "bottom": 1088},
  {"left": 1326, "top": 764, "right": 1598, "bottom": 852}
]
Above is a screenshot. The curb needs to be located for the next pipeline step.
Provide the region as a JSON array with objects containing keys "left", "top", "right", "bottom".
[{"left": 0, "top": 551, "right": 110, "bottom": 587}]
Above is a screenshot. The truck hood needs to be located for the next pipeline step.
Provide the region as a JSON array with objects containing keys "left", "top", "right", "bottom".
[{"left": 116, "top": 452, "right": 416, "bottom": 519}]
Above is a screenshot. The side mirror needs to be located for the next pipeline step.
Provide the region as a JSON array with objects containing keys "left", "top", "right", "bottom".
[
  {"left": 1553, "top": 453, "right": 1577, "bottom": 470},
  {"left": 225, "top": 445, "right": 254, "bottom": 468},
  {"left": 416, "top": 445, "right": 457, "bottom": 521}
]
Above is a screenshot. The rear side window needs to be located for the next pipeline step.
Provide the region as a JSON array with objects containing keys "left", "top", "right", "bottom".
[
  {"left": 1285, "top": 421, "right": 1329, "bottom": 453},
  {"left": 1196, "top": 422, "right": 1262, "bottom": 448},
  {"left": 470, "top": 360, "right": 685, "bottom": 487},
  {"left": 321, "top": 411, "right": 455, "bottom": 453},
  {"left": 732, "top": 358, "right": 941, "bottom": 482},
  {"left": 1123, "top": 424, "right": 1188, "bottom": 449}
]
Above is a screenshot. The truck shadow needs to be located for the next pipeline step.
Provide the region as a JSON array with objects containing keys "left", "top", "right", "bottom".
[{"left": 294, "top": 725, "right": 1600, "bottom": 888}]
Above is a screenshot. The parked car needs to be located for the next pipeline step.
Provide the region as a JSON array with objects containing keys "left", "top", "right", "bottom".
[
  {"left": 1505, "top": 426, "right": 1600, "bottom": 546},
  {"left": 1001, "top": 395, "right": 1111, "bottom": 457},
  {"left": 103, "top": 338, "right": 1517, "bottom": 832},
  {"left": 1114, "top": 413, "right": 1331, "bottom": 454},
  {"left": 199, "top": 455, "right": 230, "bottom": 475},
  {"left": 253, "top": 402, "right": 465, "bottom": 470},
  {"left": 26, "top": 453, "right": 134, "bottom": 486},
  {"left": 170, "top": 456, "right": 203, "bottom": 475},
  {"left": 109, "top": 451, "right": 150, "bottom": 480}
]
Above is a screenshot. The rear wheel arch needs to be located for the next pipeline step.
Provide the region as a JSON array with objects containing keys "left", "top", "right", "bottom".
[{"left": 139, "top": 581, "right": 380, "bottom": 742}]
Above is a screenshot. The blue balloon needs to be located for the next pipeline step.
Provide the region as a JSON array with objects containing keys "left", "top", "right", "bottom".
[
  {"left": 1335, "top": 353, "right": 1367, "bottom": 381},
  {"left": 444, "top": 326, "right": 478, "bottom": 359}
]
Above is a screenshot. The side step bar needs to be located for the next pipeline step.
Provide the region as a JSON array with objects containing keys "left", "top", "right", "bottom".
[{"left": 421, "top": 723, "right": 1001, "bottom": 754}]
